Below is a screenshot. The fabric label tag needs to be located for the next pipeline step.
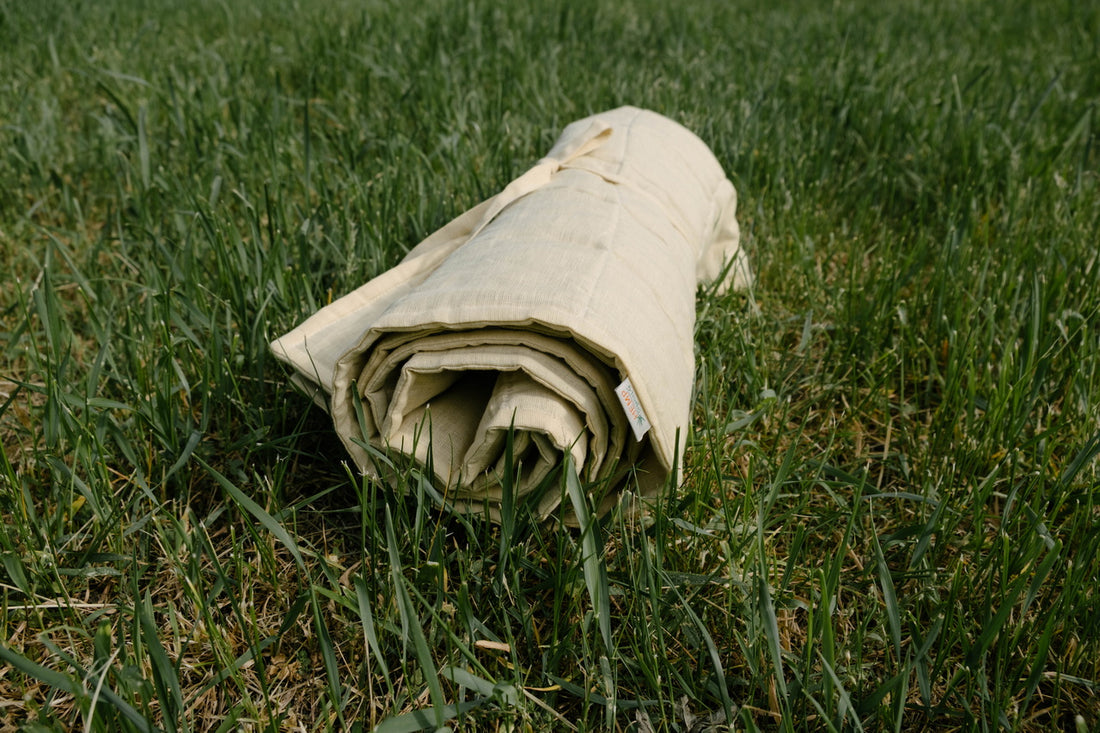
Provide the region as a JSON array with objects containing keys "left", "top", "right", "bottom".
[{"left": 615, "top": 377, "right": 651, "bottom": 441}]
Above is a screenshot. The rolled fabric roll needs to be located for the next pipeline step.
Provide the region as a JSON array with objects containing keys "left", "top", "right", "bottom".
[{"left": 270, "top": 106, "right": 752, "bottom": 523}]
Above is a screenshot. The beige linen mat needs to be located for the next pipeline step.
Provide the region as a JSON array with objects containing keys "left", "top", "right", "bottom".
[{"left": 270, "top": 106, "right": 753, "bottom": 524}]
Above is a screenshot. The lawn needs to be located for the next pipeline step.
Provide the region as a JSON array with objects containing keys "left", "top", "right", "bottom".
[{"left": 1, "top": 0, "right": 1098, "bottom": 730}]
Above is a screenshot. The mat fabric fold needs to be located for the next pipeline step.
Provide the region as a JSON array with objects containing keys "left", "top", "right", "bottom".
[{"left": 271, "top": 106, "right": 752, "bottom": 523}]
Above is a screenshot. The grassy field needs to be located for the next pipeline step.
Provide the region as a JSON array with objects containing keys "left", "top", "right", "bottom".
[{"left": 2, "top": 0, "right": 1099, "bottom": 730}]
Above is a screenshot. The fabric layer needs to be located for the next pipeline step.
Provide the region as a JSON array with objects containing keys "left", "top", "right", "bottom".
[{"left": 271, "top": 106, "right": 752, "bottom": 522}]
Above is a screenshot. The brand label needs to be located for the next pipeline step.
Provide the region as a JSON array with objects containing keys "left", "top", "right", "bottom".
[{"left": 615, "top": 377, "right": 651, "bottom": 441}]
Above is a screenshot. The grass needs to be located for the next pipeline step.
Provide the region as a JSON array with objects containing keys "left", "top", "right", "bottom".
[{"left": 1, "top": 0, "right": 1098, "bottom": 729}]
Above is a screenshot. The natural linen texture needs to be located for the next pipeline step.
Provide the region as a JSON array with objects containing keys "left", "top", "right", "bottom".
[{"left": 271, "top": 106, "right": 752, "bottom": 523}]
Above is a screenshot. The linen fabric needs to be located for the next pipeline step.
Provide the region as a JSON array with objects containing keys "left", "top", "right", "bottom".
[{"left": 271, "top": 106, "right": 752, "bottom": 523}]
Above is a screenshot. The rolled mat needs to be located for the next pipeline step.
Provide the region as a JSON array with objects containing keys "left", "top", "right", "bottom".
[{"left": 270, "top": 106, "right": 752, "bottom": 523}]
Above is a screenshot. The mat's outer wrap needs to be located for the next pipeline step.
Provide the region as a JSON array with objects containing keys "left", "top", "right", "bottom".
[{"left": 271, "top": 106, "right": 752, "bottom": 522}]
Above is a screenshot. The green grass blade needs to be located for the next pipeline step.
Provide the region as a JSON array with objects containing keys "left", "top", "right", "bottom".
[
  {"left": 870, "top": 521, "right": 903, "bottom": 664},
  {"left": 196, "top": 457, "right": 304, "bottom": 571},
  {"left": 138, "top": 592, "right": 186, "bottom": 733},
  {"left": 385, "top": 507, "right": 447, "bottom": 729},
  {"left": 354, "top": 574, "right": 394, "bottom": 692},
  {"left": 562, "top": 457, "right": 612, "bottom": 654}
]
